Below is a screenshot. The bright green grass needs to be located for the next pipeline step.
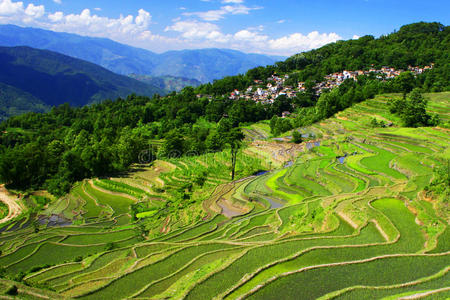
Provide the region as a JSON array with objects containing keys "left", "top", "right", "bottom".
[
  {"left": 70, "top": 256, "right": 131, "bottom": 285},
  {"left": 278, "top": 203, "right": 307, "bottom": 232},
  {"left": 80, "top": 243, "right": 237, "bottom": 299},
  {"left": 136, "top": 210, "right": 157, "bottom": 219},
  {"left": 396, "top": 153, "right": 432, "bottom": 176},
  {"left": 334, "top": 163, "right": 378, "bottom": 188},
  {"left": 138, "top": 247, "right": 245, "bottom": 298},
  {"left": 430, "top": 227, "right": 450, "bottom": 254},
  {"left": 6, "top": 242, "right": 106, "bottom": 274},
  {"left": 49, "top": 226, "right": 106, "bottom": 234},
  {"left": 84, "top": 182, "right": 134, "bottom": 216},
  {"left": 227, "top": 198, "right": 424, "bottom": 298},
  {"left": 345, "top": 154, "right": 378, "bottom": 176},
  {"left": 249, "top": 254, "right": 449, "bottom": 300},
  {"left": 265, "top": 169, "right": 304, "bottom": 203},
  {"left": 163, "top": 215, "right": 227, "bottom": 242},
  {"left": 73, "top": 184, "right": 105, "bottom": 219},
  {"left": 94, "top": 179, "right": 147, "bottom": 199},
  {"left": 319, "top": 168, "right": 355, "bottom": 193},
  {"left": 0, "top": 237, "right": 61, "bottom": 267},
  {"left": 61, "top": 229, "right": 135, "bottom": 245},
  {"left": 233, "top": 213, "right": 271, "bottom": 237},
  {"left": 26, "top": 263, "right": 83, "bottom": 284},
  {"left": 187, "top": 223, "right": 384, "bottom": 300},
  {"left": 384, "top": 140, "right": 434, "bottom": 154},
  {"left": 46, "top": 250, "right": 128, "bottom": 287},
  {"left": 359, "top": 144, "right": 407, "bottom": 180},
  {"left": 400, "top": 174, "right": 432, "bottom": 200},
  {"left": 334, "top": 269, "right": 450, "bottom": 300},
  {"left": 226, "top": 222, "right": 384, "bottom": 299},
  {"left": 135, "top": 244, "right": 175, "bottom": 258},
  {"left": 236, "top": 226, "right": 272, "bottom": 240}
]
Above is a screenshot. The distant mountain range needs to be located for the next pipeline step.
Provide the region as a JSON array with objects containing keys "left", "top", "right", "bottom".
[
  {"left": 129, "top": 75, "right": 201, "bottom": 93},
  {"left": 0, "top": 46, "right": 163, "bottom": 121},
  {"left": 0, "top": 25, "right": 283, "bottom": 83}
]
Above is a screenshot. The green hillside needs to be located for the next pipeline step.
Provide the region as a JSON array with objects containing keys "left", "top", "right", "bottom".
[
  {"left": 0, "top": 82, "right": 50, "bottom": 122},
  {"left": 196, "top": 22, "right": 449, "bottom": 96},
  {"left": 0, "top": 92, "right": 448, "bottom": 299},
  {"left": 0, "top": 46, "right": 163, "bottom": 118}
]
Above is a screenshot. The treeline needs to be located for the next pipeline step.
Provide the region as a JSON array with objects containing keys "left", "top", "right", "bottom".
[
  {"left": 0, "top": 88, "right": 289, "bottom": 195},
  {"left": 197, "top": 22, "right": 449, "bottom": 96}
]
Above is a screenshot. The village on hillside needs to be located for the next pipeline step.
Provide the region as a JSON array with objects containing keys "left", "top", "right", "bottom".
[{"left": 211, "top": 64, "right": 434, "bottom": 104}]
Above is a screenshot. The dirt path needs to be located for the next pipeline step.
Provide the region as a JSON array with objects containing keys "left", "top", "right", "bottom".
[{"left": 0, "top": 184, "right": 23, "bottom": 224}]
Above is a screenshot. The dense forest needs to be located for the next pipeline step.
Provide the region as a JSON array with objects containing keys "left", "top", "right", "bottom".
[{"left": 0, "top": 22, "right": 448, "bottom": 196}]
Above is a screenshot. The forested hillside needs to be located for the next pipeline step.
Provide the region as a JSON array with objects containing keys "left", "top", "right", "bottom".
[
  {"left": 0, "top": 83, "right": 49, "bottom": 122},
  {"left": 0, "top": 46, "right": 163, "bottom": 119},
  {"left": 199, "top": 22, "right": 449, "bottom": 95}
]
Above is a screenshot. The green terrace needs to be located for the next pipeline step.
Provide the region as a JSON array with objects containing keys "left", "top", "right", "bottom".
[{"left": 0, "top": 92, "right": 448, "bottom": 299}]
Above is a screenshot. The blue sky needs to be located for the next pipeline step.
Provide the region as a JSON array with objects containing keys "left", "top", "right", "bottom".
[{"left": 0, "top": 0, "right": 448, "bottom": 56}]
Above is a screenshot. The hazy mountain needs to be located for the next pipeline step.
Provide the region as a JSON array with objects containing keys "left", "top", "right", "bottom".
[
  {"left": 129, "top": 74, "right": 201, "bottom": 93},
  {"left": 0, "top": 25, "right": 284, "bottom": 83},
  {"left": 0, "top": 46, "right": 163, "bottom": 119},
  {"left": 151, "top": 48, "right": 281, "bottom": 83}
]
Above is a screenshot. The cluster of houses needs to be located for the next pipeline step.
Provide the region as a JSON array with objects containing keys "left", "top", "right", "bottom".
[
  {"left": 198, "top": 64, "right": 434, "bottom": 103},
  {"left": 229, "top": 74, "right": 297, "bottom": 104},
  {"left": 314, "top": 64, "right": 434, "bottom": 95}
]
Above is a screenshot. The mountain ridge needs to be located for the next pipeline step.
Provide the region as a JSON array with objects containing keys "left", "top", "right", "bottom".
[{"left": 0, "top": 24, "right": 283, "bottom": 83}]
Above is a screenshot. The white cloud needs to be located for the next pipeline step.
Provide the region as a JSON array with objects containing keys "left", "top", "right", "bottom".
[
  {"left": 53, "top": 0, "right": 61, "bottom": 4},
  {"left": 165, "top": 20, "right": 230, "bottom": 42},
  {"left": 94, "top": 7, "right": 101, "bottom": 11},
  {"left": 277, "top": 19, "right": 285, "bottom": 24},
  {"left": 221, "top": 0, "right": 244, "bottom": 3},
  {"left": 183, "top": 4, "right": 261, "bottom": 21},
  {"left": 352, "top": 34, "right": 360, "bottom": 39},
  {"left": 48, "top": 11, "right": 62, "bottom": 22},
  {"left": 25, "top": 3, "right": 44, "bottom": 19},
  {"left": 234, "top": 29, "right": 267, "bottom": 42},
  {"left": 0, "top": 0, "right": 23, "bottom": 16},
  {"left": 268, "top": 31, "right": 341, "bottom": 53},
  {"left": 135, "top": 9, "right": 150, "bottom": 27},
  {"left": 166, "top": 19, "right": 341, "bottom": 55}
]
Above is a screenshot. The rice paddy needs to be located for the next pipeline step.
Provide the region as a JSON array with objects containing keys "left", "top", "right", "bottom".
[{"left": 0, "top": 93, "right": 448, "bottom": 299}]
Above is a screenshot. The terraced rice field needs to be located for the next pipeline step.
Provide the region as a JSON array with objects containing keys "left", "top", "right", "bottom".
[{"left": 0, "top": 93, "right": 448, "bottom": 299}]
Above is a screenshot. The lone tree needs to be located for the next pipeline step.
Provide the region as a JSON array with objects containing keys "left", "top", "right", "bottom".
[
  {"left": 226, "top": 128, "right": 245, "bottom": 180},
  {"left": 218, "top": 118, "right": 245, "bottom": 180}
]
